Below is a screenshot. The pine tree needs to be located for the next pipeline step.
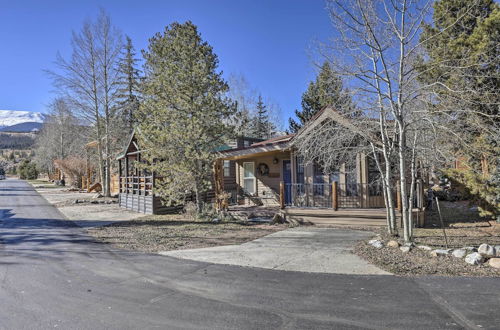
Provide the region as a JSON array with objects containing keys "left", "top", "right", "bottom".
[
  {"left": 289, "top": 62, "right": 351, "bottom": 133},
  {"left": 250, "top": 94, "right": 275, "bottom": 139},
  {"left": 116, "top": 36, "right": 141, "bottom": 132},
  {"left": 419, "top": 0, "right": 500, "bottom": 219},
  {"left": 137, "top": 21, "right": 236, "bottom": 213}
]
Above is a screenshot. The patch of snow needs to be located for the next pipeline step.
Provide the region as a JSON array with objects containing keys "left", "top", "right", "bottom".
[{"left": 0, "top": 110, "right": 45, "bottom": 128}]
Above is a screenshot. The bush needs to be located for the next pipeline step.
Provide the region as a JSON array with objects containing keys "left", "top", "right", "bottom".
[{"left": 18, "top": 160, "right": 38, "bottom": 180}]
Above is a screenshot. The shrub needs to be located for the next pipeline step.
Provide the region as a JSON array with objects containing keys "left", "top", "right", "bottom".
[{"left": 18, "top": 160, "right": 38, "bottom": 180}]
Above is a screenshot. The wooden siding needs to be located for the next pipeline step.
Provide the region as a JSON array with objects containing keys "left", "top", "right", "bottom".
[
  {"left": 236, "top": 152, "right": 291, "bottom": 206},
  {"left": 119, "top": 193, "right": 155, "bottom": 214}
]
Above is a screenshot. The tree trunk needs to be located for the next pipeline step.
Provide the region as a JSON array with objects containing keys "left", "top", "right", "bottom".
[{"left": 398, "top": 125, "right": 411, "bottom": 242}]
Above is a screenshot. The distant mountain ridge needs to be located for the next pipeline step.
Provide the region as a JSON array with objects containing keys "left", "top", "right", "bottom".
[{"left": 0, "top": 110, "right": 45, "bottom": 132}]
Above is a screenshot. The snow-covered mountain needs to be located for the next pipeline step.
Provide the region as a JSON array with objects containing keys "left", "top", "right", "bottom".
[{"left": 0, "top": 110, "right": 45, "bottom": 132}]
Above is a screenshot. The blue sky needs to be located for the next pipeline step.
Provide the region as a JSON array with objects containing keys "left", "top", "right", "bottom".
[{"left": 0, "top": 0, "right": 333, "bottom": 122}]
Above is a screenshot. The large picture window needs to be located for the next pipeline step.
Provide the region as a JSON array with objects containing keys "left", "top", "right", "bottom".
[{"left": 242, "top": 162, "right": 256, "bottom": 195}]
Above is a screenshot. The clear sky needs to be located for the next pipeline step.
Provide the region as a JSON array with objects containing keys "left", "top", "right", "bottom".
[{"left": 0, "top": 0, "right": 333, "bottom": 123}]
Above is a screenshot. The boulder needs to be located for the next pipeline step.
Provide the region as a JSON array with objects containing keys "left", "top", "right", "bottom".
[
  {"left": 488, "top": 258, "right": 500, "bottom": 269},
  {"left": 478, "top": 244, "right": 496, "bottom": 258},
  {"left": 417, "top": 245, "right": 432, "bottom": 251},
  {"left": 465, "top": 252, "right": 484, "bottom": 265},
  {"left": 495, "top": 246, "right": 500, "bottom": 257},
  {"left": 430, "top": 249, "right": 451, "bottom": 257},
  {"left": 464, "top": 246, "right": 478, "bottom": 252},
  {"left": 400, "top": 246, "right": 411, "bottom": 253},
  {"left": 368, "top": 240, "right": 384, "bottom": 249},
  {"left": 387, "top": 240, "right": 400, "bottom": 248},
  {"left": 452, "top": 249, "right": 467, "bottom": 259}
]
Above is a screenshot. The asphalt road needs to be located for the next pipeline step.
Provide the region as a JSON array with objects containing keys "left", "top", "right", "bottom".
[{"left": 0, "top": 179, "right": 498, "bottom": 330}]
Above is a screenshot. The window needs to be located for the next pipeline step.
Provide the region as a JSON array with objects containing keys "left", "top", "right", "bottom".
[
  {"left": 345, "top": 163, "right": 358, "bottom": 196},
  {"left": 296, "top": 156, "right": 304, "bottom": 185},
  {"left": 243, "top": 162, "right": 256, "bottom": 194},
  {"left": 223, "top": 160, "right": 231, "bottom": 177},
  {"left": 368, "top": 156, "right": 383, "bottom": 196}
]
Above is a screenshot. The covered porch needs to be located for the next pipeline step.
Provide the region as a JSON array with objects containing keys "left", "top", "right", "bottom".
[{"left": 214, "top": 135, "right": 392, "bottom": 210}]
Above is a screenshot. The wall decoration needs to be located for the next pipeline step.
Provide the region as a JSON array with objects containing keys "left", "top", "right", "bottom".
[{"left": 257, "top": 163, "right": 270, "bottom": 176}]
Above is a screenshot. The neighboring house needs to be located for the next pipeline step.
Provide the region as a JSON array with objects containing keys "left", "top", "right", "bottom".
[{"left": 116, "top": 129, "right": 262, "bottom": 214}]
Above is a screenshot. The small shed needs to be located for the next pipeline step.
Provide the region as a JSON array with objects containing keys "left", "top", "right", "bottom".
[{"left": 116, "top": 131, "right": 166, "bottom": 214}]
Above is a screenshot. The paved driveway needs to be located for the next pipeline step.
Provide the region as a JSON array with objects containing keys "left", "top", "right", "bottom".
[
  {"left": 161, "top": 227, "right": 390, "bottom": 274},
  {"left": 1, "top": 179, "right": 499, "bottom": 329}
]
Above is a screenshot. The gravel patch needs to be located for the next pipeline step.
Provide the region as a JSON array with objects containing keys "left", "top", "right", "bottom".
[{"left": 87, "top": 215, "right": 287, "bottom": 253}]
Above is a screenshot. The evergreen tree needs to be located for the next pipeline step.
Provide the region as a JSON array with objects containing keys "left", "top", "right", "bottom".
[
  {"left": 289, "top": 62, "right": 351, "bottom": 133},
  {"left": 250, "top": 94, "right": 276, "bottom": 139},
  {"left": 137, "top": 21, "right": 236, "bottom": 213},
  {"left": 116, "top": 36, "right": 141, "bottom": 132},
  {"left": 419, "top": 0, "right": 500, "bottom": 219}
]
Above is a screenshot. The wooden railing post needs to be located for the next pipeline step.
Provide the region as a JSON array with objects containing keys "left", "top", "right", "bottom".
[
  {"left": 332, "top": 181, "right": 338, "bottom": 211},
  {"left": 279, "top": 181, "right": 285, "bottom": 209}
]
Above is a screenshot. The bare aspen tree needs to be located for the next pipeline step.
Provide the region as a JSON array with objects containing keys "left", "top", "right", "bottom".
[
  {"left": 295, "top": 0, "right": 491, "bottom": 241},
  {"left": 48, "top": 10, "right": 123, "bottom": 196},
  {"left": 34, "top": 98, "right": 85, "bottom": 173}
]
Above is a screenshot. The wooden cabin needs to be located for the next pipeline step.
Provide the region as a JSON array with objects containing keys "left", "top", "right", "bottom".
[
  {"left": 214, "top": 107, "right": 427, "bottom": 226},
  {"left": 117, "top": 131, "right": 263, "bottom": 214}
]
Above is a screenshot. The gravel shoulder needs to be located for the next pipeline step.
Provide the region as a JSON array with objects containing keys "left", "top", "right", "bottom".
[{"left": 31, "top": 182, "right": 142, "bottom": 227}]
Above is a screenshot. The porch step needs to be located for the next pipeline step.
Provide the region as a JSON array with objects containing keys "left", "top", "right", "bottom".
[{"left": 287, "top": 215, "right": 386, "bottom": 226}]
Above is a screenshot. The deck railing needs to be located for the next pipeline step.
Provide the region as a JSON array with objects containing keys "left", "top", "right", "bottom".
[
  {"left": 283, "top": 182, "right": 384, "bottom": 209},
  {"left": 119, "top": 176, "right": 153, "bottom": 196}
]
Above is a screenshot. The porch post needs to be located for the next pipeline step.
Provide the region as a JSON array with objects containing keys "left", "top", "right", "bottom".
[
  {"left": 332, "top": 181, "right": 338, "bottom": 211},
  {"left": 279, "top": 181, "right": 285, "bottom": 209}
]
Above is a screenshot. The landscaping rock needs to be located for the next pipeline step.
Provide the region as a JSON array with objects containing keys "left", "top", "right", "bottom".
[
  {"left": 400, "top": 246, "right": 411, "bottom": 253},
  {"left": 488, "top": 258, "right": 500, "bottom": 269},
  {"left": 478, "top": 244, "right": 496, "bottom": 258},
  {"left": 368, "top": 239, "right": 383, "bottom": 249},
  {"left": 465, "top": 252, "right": 484, "bottom": 265},
  {"left": 430, "top": 249, "right": 451, "bottom": 257},
  {"left": 271, "top": 213, "right": 285, "bottom": 224},
  {"left": 452, "top": 249, "right": 467, "bottom": 259},
  {"left": 387, "top": 240, "right": 400, "bottom": 248},
  {"left": 464, "top": 246, "right": 478, "bottom": 252},
  {"left": 417, "top": 245, "right": 432, "bottom": 251},
  {"left": 495, "top": 246, "right": 500, "bottom": 257}
]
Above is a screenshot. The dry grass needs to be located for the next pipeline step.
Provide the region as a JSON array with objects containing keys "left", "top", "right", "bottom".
[{"left": 87, "top": 214, "right": 287, "bottom": 253}]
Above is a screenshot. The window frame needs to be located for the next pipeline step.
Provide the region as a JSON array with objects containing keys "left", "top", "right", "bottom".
[
  {"left": 242, "top": 162, "right": 256, "bottom": 195},
  {"left": 223, "top": 160, "right": 231, "bottom": 177}
]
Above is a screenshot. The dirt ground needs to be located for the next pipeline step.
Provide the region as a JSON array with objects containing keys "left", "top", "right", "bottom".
[
  {"left": 353, "top": 201, "right": 500, "bottom": 277},
  {"left": 87, "top": 214, "right": 288, "bottom": 253}
]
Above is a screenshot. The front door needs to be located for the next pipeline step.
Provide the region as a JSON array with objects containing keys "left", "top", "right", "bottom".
[{"left": 282, "top": 160, "right": 291, "bottom": 204}]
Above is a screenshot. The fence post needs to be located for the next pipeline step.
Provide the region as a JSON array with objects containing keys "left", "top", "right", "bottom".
[
  {"left": 279, "top": 181, "right": 285, "bottom": 209},
  {"left": 332, "top": 181, "right": 338, "bottom": 211}
]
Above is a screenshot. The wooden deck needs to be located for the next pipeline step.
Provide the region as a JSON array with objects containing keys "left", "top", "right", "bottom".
[{"left": 284, "top": 208, "right": 389, "bottom": 226}]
